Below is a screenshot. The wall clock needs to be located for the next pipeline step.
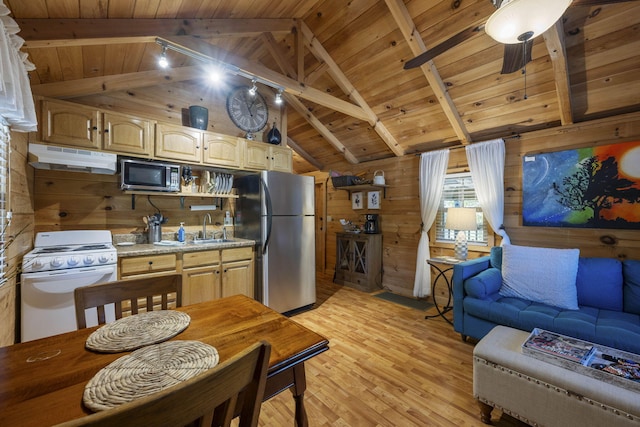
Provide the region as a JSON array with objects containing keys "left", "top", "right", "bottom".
[{"left": 226, "top": 85, "right": 269, "bottom": 134}]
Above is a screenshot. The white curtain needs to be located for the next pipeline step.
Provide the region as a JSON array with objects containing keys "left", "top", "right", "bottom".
[
  {"left": 465, "top": 139, "right": 511, "bottom": 245},
  {"left": 413, "top": 149, "right": 449, "bottom": 297},
  {"left": 0, "top": 2, "right": 37, "bottom": 132}
]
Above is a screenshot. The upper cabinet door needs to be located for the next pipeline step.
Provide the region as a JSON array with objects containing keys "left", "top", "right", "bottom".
[
  {"left": 102, "top": 112, "right": 153, "bottom": 156},
  {"left": 269, "top": 146, "right": 292, "bottom": 173},
  {"left": 243, "top": 139, "right": 270, "bottom": 170},
  {"left": 203, "top": 132, "right": 242, "bottom": 168},
  {"left": 154, "top": 123, "right": 202, "bottom": 163},
  {"left": 41, "top": 100, "right": 100, "bottom": 149}
]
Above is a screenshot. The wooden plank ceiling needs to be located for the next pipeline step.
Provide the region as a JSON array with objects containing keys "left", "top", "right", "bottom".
[{"left": 8, "top": 0, "right": 640, "bottom": 174}]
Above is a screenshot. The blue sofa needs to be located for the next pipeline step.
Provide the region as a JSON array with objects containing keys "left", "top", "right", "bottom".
[{"left": 452, "top": 247, "right": 640, "bottom": 354}]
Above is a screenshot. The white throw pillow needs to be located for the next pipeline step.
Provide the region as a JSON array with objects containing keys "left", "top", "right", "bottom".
[{"left": 499, "top": 244, "right": 580, "bottom": 310}]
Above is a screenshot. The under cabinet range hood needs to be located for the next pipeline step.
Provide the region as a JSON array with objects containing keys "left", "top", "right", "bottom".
[{"left": 28, "top": 143, "right": 117, "bottom": 174}]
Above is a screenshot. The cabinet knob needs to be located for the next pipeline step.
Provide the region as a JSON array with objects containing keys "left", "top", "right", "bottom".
[
  {"left": 103, "top": 129, "right": 109, "bottom": 133},
  {"left": 90, "top": 126, "right": 97, "bottom": 131},
  {"left": 148, "top": 261, "right": 153, "bottom": 265},
  {"left": 216, "top": 270, "right": 220, "bottom": 274}
]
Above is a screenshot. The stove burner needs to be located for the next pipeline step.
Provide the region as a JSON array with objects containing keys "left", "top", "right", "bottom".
[{"left": 73, "top": 244, "right": 110, "bottom": 251}]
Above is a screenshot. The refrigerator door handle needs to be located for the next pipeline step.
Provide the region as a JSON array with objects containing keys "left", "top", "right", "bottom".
[{"left": 262, "top": 176, "right": 273, "bottom": 255}]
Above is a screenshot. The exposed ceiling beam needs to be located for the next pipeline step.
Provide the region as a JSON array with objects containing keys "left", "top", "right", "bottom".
[
  {"left": 261, "top": 32, "right": 298, "bottom": 80},
  {"left": 30, "top": 66, "right": 202, "bottom": 98},
  {"left": 285, "top": 93, "right": 359, "bottom": 164},
  {"left": 385, "top": 0, "right": 472, "bottom": 145},
  {"left": 544, "top": 21, "right": 573, "bottom": 126},
  {"left": 287, "top": 136, "right": 324, "bottom": 170},
  {"left": 300, "top": 22, "right": 405, "bottom": 157},
  {"left": 160, "top": 36, "right": 371, "bottom": 122},
  {"left": 18, "top": 18, "right": 297, "bottom": 48}
]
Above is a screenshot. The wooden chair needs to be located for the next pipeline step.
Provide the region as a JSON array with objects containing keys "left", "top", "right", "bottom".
[
  {"left": 54, "top": 340, "right": 271, "bottom": 427},
  {"left": 74, "top": 274, "right": 183, "bottom": 329}
]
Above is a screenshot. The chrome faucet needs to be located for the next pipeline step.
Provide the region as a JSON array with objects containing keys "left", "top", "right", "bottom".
[
  {"left": 202, "top": 213, "right": 212, "bottom": 239},
  {"left": 222, "top": 226, "right": 227, "bottom": 240}
]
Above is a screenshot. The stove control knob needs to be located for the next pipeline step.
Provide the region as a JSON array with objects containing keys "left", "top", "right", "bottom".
[
  {"left": 51, "top": 257, "right": 64, "bottom": 268},
  {"left": 68, "top": 256, "right": 80, "bottom": 266},
  {"left": 98, "top": 254, "right": 111, "bottom": 264},
  {"left": 84, "top": 255, "right": 95, "bottom": 265},
  {"left": 32, "top": 259, "right": 45, "bottom": 270}
]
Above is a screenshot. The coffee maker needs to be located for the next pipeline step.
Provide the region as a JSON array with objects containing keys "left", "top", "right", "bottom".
[{"left": 364, "top": 214, "right": 380, "bottom": 234}]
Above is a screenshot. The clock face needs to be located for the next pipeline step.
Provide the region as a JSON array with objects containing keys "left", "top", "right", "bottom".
[{"left": 226, "top": 86, "right": 269, "bottom": 132}]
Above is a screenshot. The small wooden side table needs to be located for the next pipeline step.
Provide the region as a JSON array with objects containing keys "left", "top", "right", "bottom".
[{"left": 425, "top": 257, "right": 461, "bottom": 325}]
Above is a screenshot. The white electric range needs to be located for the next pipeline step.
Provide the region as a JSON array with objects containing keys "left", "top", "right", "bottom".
[{"left": 21, "top": 230, "right": 118, "bottom": 342}]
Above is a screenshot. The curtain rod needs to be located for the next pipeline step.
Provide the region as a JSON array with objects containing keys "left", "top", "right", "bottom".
[{"left": 413, "top": 134, "right": 520, "bottom": 156}]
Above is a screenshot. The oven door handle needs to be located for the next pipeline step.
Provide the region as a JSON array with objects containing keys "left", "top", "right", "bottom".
[{"left": 23, "top": 266, "right": 117, "bottom": 294}]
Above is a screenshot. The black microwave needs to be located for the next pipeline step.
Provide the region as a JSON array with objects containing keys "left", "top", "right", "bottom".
[{"left": 120, "top": 159, "right": 181, "bottom": 192}]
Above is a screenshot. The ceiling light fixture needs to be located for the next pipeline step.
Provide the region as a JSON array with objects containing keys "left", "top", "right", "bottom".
[
  {"left": 484, "top": 0, "right": 572, "bottom": 45},
  {"left": 158, "top": 44, "right": 169, "bottom": 68},
  {"left": 249, "top": 79, "right": 258, "bottom": 96},
  {"left": 155, "top": 38, "right": 285, "bottom": 105}
]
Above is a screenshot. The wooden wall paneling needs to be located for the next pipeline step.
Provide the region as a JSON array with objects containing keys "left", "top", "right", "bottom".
[{"left": 0, "top": 131, "right": 35, "bottom": 347}]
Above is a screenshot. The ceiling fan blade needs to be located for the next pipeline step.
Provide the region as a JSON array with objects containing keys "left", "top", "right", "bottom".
[
  {"left": 403, "top": 25, "right": 484, "bottom": 70},
  {"left": 500, "top": 40, "right": 533, "bottom": 74}
]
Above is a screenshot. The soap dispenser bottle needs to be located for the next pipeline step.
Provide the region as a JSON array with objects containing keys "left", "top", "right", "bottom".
[{"left": 178, "top": 222, "right": 186, "bottom": 242}]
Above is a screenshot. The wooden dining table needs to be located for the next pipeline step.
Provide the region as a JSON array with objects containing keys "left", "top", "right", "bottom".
[{"left": 0, "top": 294, "right": 329, "bottom": 426}]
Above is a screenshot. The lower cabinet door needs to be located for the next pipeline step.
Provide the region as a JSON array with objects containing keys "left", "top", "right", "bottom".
[
  {"left": 221, "top": 259, "right": 254, "bottom": 298},
  {"left": 182, "top": 266, "right": 221, "bottom": 305}
]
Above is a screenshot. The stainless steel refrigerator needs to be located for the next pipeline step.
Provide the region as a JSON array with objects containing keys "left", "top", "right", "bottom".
[{"left": 234, "top": 171, "right": 316, "bottom": 313}]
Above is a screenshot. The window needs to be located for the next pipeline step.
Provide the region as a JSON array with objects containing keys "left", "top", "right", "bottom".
[{"left": 435, "top": 172, "right": 488, "bottom": 245}]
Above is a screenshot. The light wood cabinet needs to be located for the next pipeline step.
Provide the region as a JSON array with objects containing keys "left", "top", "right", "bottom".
[
  {"left": 154, "top": 122, "right": 203, "bottom": 163},
  {"left": 119, "top": 253, "right": 178, "bottom": 278},
  {"left": 243, "top": 139, "right": 292, "bottom": 172},
  {"left": 203, "top": 132, "right": 242, "bottom": 168},
  {"left": 102, "top": 111, "right": 152, "bottom": 156},
  {"left": 181, "top": 246, "right": 254, "bottom": 306},
  {"left": 41, "top": 99, "right": 101, "bottom": 149},
  {"left": 334, "top": 233, "right": 382, "bottom": 292},
  {"left": 40, "top": 99, "right": 153, "bottom": 156},
  {"left": 270, "top": 145, "right": 293, "bottom": 172}
]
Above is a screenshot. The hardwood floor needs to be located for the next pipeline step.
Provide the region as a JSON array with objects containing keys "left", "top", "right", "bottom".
[{"left": 257, "top": 274, "right": 526, "bottom": 426}]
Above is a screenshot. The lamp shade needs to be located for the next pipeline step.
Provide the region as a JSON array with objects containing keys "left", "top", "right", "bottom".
[
  {"left": 445, "top": 207, "right": 477, "bottom": 231},
  {"left": 485, "top": 0, "right": 572, "bottom": 44}
]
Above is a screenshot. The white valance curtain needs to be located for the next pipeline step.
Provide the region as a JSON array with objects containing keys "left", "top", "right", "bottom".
[
  {"left": 465, "top": 138, "right": 511, "bottom": 245},
  {"left": 413, "top": 149, "right": 449, "bottom": 297},
  {"left": 0, "top": 1, "right": 37, "bottom": 132}
]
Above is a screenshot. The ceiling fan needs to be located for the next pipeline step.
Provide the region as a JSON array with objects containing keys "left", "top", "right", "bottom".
[{"left": 404, "top": 0, "right": 628, "bottom": 74}]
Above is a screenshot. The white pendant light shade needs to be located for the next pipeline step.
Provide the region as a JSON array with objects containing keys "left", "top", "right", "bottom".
[{"left": 485, "top": 0, "right": 572, "bottom": 44}]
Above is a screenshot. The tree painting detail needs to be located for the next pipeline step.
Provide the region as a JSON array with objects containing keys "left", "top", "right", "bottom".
[{"left": 523, "top": 141, "right": 640, "bottom": 229}]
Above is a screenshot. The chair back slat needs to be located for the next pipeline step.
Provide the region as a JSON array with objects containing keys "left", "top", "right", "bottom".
[
  {"left": 53, "top": 341, "right": 271, "bottom": 427},
  {"left": 74, "top": 274, "right": 183, "bottom": 329}
]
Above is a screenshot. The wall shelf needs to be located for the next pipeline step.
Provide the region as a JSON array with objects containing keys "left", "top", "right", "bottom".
[
  {"left": 124, "top": 191, "right": 238, "bottom": 209},
  {"left": 333, "top": 184, "right": 388, "bottom": 199}
]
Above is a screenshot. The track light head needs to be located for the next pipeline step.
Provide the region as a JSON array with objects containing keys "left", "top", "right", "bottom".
[
  {"left": 249, "top": 80, "right": 258, "bottom": 96},
  {"left": 274, "top": 89, "right": 283, "bottom": 105},
  {"left": 158, "top": 45, "right": 169, "bottom": 68}
]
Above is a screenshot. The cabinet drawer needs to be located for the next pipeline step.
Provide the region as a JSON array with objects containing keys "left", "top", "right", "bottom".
[
  {"left": 183, "top": 250, "right": 221, "bottom": 268},
  {"left": 222, "top": 247, "right": 253, "bottom": 262},
  {"left": 120, "top": 254, "right": 177, "bottom": 276}
]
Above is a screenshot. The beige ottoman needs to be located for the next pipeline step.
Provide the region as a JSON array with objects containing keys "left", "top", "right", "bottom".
[{"left": 473, "top": 326, "right": 640, "bottom": 426}]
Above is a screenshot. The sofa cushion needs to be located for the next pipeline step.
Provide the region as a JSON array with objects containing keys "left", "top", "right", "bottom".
[
  {"left": 464, "top": 267, "right": 502, "bottom": 300},
  {"left": 576, "top": 258, "right": 623, "bottom": 311},
  {"left": 623, "top": 259, "right": 640, "bottom": 315},
  {"left": 490, "top": 246, "right": 503, "bottom": 270},
  {"left": 499, "top": 244, "right": 580, "bottom": 310}
]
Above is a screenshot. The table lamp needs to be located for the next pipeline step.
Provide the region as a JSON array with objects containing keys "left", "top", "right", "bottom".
[{"left": 445, "top": 207, "right": 477, "bottom": 261}]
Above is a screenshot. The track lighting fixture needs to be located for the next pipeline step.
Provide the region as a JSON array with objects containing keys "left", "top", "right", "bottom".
[
  {"left": 158, "top": 45, "right": 169, "bottom": 68},
  {"left": 155, "top": 38, "right": 286, "bottom": 105}
]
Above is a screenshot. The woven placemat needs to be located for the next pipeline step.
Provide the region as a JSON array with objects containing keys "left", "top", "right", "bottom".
[
  {"left": 83, "top": 340, "right": 219, "bottom": 412},
  {"left": 86, "top": 310, "right": 191, "bottom": 353}
]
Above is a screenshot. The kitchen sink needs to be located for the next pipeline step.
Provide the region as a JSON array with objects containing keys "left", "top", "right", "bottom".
[{"left": 191, "top": 238, "right": 234, "bottom": 244}]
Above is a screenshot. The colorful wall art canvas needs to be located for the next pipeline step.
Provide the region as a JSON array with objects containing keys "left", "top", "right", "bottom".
[{"left": 522, "top": 141, "right": 640, "bottom": 229}]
